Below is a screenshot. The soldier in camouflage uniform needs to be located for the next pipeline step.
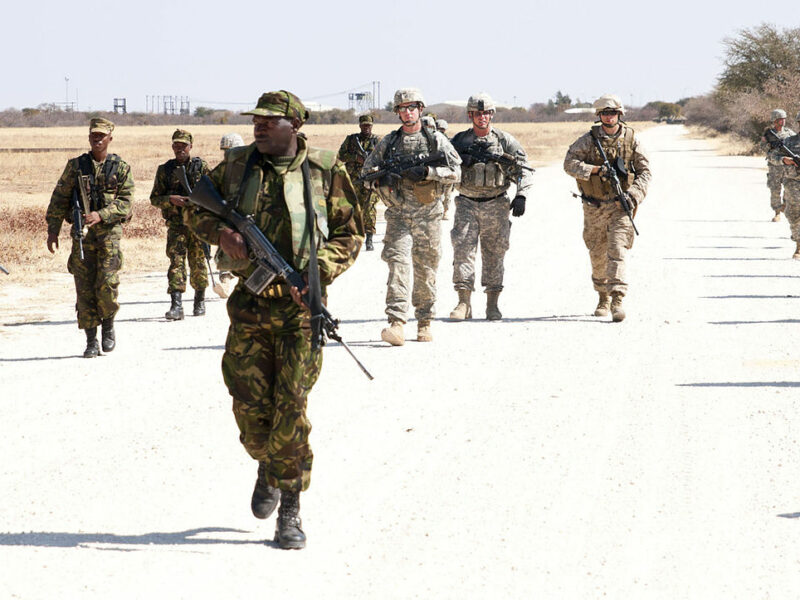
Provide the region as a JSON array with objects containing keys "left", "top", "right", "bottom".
[
  {"left": 186, "top": 90, "right": 362, "bottom": 550},
  {"left": 362, "top": 88, "right": 461, "bottom": 345},
  {"left": 564, "top": 94, "right": 651, "bottom": 322},
  {"left": 46, "top": 117, "right": 134, "bottom": 358},
  {"left": 337, "top": 114, "right": 381, "bottom": 250},
  {"left": 449, "top": 93, "right": 533, "bottom": 321},
  {"left": 436, "top": 119, "right": 455, "bottom": 220},
  {"left": 149, "top": 129, "right": 211, "bottom": 320},
  {"left": 778, "top": 112, "right": 800, "bottom": 259},
  {"left": 761, "top": 109, "right": 796, "bottom": 222}
]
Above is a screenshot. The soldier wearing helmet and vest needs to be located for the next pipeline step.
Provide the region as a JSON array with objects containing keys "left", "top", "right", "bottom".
[
  {"left": 435, "top": 119, "right": 455, "bottom": 220},
  {"left": 361, "top": 87, "right": 461, "bottom": 345},
  {"left": 761, "top": 109, "right": 796, "bottom": 222},
  {"left": 449, "top": 92, "right": 534, "bottom": 321},
  {"left": 338, "top": 114, "right": 381, "bottom": 250},
  {"left": 564, "top": 94, "right": 651, "bottom": 322},
  {"left": 778, "top": 111, "right": 800, "bottom": 258},
  {"left": 215, "top": 133, "right": 247, "bottom": 296}
]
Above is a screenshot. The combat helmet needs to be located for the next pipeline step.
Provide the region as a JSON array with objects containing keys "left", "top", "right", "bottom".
[
  {"left": 436, "top": 119, "right": 448, "bottom": 132},
  {"left": 220, "top": 133, "right": 245, "bottom": 150},
  {"left": 467, "top": 92, "right": 496, "bottom": 112},
  {"left": 593, "top": 94, "right": 625, "bottom": 115},
  {"left": 421, "top": 115, "right": 436, "bottom": 131},
  {"left": 393, "top": 88, "right": 425, "bottom": 111},
  {"left": 771, "top": 109, "right": 787, "bottom": 121}
]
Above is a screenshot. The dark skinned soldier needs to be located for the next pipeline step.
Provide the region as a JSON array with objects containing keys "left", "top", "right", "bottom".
[{"left": 338, "top": 114, "right": 381, "bottom": 250}]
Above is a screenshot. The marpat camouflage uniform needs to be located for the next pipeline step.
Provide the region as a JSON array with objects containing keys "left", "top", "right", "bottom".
[
  {"left": 46, "top": 153, "right": 134, "bottom": 329},
  {"left": 338, "top": 132, "right": 381, "bottom": 234},
  {"left": 149, "top": 157, "right": 211, "bottom": 293},
  {"left": 186, "top": 138, "right": 361, "bottom": 492},
  {"left": 564, "top": 124, "right": 651, "bottom": 297},
  {"left": 362, "top": 128, "right": 461, "bottom": 322},
  {"left": 762, "top": 126, "right": 796, "bottom": 212},
  {"left": 779, "top": 133, "right": 800, "bottom": 243},
  {"left": 450, "top": 128, "right": 533, "bottom": 292}
]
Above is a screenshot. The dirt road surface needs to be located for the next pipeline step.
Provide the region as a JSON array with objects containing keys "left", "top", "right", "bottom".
[{"left": 1, "top": 125, "right": 799, "bottom": 598}]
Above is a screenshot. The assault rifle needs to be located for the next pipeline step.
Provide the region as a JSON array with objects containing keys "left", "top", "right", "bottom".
[
  {"left": 458, "top": 140, "right": 535, "bottom": 175},
  {"left": 0, "top": 264, "right": 9, "bottom": 275},
  {"left": 189, "top": 175, "right": 374, "bottom": 380},
  {"left": 589, "top": 133, "right": 639, "bottom": 236},
  {"left": 178, "top": 165, "right": 227, "bottom": 298},
  {"left": 354, "top": 137, "right": 369, "bottom": 160},
  {"left": 764, "top": 129, "right": 800, "bottom": 171},
  {"left": 71, "top": 175, "right": 91, "bottom": 260},
  {"left": 356, "top": 150, "right": 447, "bottom": 185}
]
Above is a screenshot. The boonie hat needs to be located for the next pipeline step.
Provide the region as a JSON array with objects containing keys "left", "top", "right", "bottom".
[
  {"left": 242, "top": 90, "right": 309, "bottom": 123},
  {"left": 172, "top": 129, "right": 192, "bottom": 145},
  {"left": 89, "top": 117, "right": 114, "bottom": 134}
]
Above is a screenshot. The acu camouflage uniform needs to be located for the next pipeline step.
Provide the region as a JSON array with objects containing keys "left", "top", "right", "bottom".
[
  {"left": 762, "top": 126, "right": 796, "bottom": 212},
  {"left": 46, "top": 153, "right": 134, "bottom": 329},
  {"left": 778, "top": 133, "right": 800, "bottom": 243},
  {"left": 451, "top": 128, "right": 533, "bottom": 292},
  {"left": 564, "top": 124, "right": 651, "bottom": 296},
  {"left": 338, "top": 131, "right": 381, "bottom": 234},
  {"left": 362, "top": 127, "right": 461, "bottom": 323},
  {"left": 149, "top": 157, "right": 212, "bottom": 293},
  {"left": 186, "top": 138, "right": 361, "bottom": 492}
]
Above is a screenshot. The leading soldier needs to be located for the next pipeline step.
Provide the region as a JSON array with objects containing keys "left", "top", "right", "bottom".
[
  {"left": 149, "top": 129, "right": 211, "bottom": 319},
  {"left": 186, "top": 90, "right": 362, "bottom": 549},
  {"left": 564, "top": 94, "right": 651, "bottom": 322},
  {"left": 779, "top": 111, "right": 800, "bottom": 259},
  {"left": 337, "top": 114, "right": 381, "bottom": 250},
  {"left": 761, "top": 109, "right": 796, "bottom": 222},
  {"left": 449, "top": 92, "right": 533, "bottom": 321},
  {"left": 46, "top": 117, "right": 134, "bottom": 357},
  {"left": 362, "top": 87, "right": 461, "bottom": 345}
]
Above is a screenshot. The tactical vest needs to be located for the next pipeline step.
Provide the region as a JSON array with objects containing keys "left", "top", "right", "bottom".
[
  {"left": 164, "top": 157, "right": 205, "bottom": 193},
  {"left": 76, "top": 153, "right": 122, "bottom": 212},
  {"left": 378, "top": 127, "right": 442, "bottom": 205},
  {"left": 452, "top": 129, "right": 511, "bottom": 197},
  {"left": 576, "top": 125, "right": 636, "bottom": 201}
]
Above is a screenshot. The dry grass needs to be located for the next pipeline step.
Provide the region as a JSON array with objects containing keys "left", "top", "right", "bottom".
[
  {"left": 0, "top": 121, "right": 655, "bottom": 281},
  {"left": 684, "top": 125, "right": 757, "bottom": 156}
]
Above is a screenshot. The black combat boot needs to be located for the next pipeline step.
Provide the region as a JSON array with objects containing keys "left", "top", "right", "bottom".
[
  {"left": 83, "top": 327, "right": 100, "bottom": 358},
  {"left": 193, "top": 288, "right": 206, "bottom": 317},
  {"left": 274, "top": 490, "right": 306, "bottom": 549},
  {"left": 165, "top": 291, "right": 184, "bottom": 320},
  {"left": 101, "top": 317, "right": 116, "bottom": 352},
  {"left": 365, "top": 233, "right": 374, "bottom": 251},
  {"left": 251, "top": 461, "right": 280, "bottom": 520}
]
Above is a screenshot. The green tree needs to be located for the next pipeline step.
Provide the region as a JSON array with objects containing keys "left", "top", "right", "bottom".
[{"left": 719, "top": 23, "right": 800, "bottom": 92}]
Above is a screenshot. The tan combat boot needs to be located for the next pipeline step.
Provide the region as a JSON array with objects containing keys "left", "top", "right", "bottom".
[
  {"left": 772, "top": 211, "right": 782, "bottom": 222},
  {"left": 417, "top": 320, "right": 433, "bottom": 342},
  {"left": 594, "top": 292, "right": 611, "bottom": 317},
  {"left": 793, "top": 242, "right": 800, "bottom": 260},
  {"left": 449, "top": 290, "right": 472, "bottom": 320},
  {"left": 486, "top": 291, "right": 502, "bottom": 321},
  {"left": 610, "top": 293, "right": 626, "bottom": 322},
  {"left": 381, "top": 320, "right": 405, "bottom": 346}
]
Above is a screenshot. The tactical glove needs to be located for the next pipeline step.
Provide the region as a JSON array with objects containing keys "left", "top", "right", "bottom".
[
  {"left": 403, "top": 166, "right": 428, "bottom": 182},
  {"left": 459, "top": 153, "right": 475, "bottom": 168},
  {"left": 510, "top": 195, "right": 526, "bottom": 217}
]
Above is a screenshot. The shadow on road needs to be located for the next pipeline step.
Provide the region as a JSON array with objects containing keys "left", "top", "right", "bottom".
[
  {"left": 705, "top": 274, "right": 800, "bottom": 279},
  {"left": 0, "top": 354, "right": 80, "bottom": 362},
  {"left": 677, "top": 381, "right": 800, "bottom": 388},
  {"left": 777, "top": 512, "right": 800, "bottom": 519},
  {"left": 709, "top": 319, "right": 800, "bottom": 325},
  {"left": 0, "top": 527, "right": 263, "bottom": 549},
  {"left": 700, "top": 295, "right": 798, "bottom": 300}
]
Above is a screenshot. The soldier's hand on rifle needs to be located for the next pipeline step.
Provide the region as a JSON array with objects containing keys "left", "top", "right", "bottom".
[
  {"left": 783, "top": 157, "right": 798, "bottom": 166},
  {"left": 47, "top": 232, "right": 59, "bottom": 253},
  {"left": 625, "top": 193, "right": 638, "bottom": 210},
  {"left": 289, "top": 273, "right": 310, "bottom": 310},
  {"left": 598, "top": 165, "right": 610, "bottom": 181},
  {"left": 510, "top": 195, "right": 526, "bottom": 217},
  {"left": 85, "top": 211, "right": 102, "bottom": 227},
  {"left": 459, "top": 153, "right": 475, "bottom": 168},
  {"left": 169, "top": 195, "right": 188, "bottom": 207},
  {"left": 403, "top": 166, "right": 428, "bottom": 182},
  {"left": 219, "top": 228, "right": 248, "bottom": 260}
]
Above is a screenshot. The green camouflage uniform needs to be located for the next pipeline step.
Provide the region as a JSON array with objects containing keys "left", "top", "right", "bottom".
[
  {"left": 762, "top": 126, "right": 796, "bottom": 212},
  {"left": 564, "top": 124, "right": 651, "bottom": 296},
  {"left": 149, "top": 157, "right": 211, "bottom": 293},
  {"left": 338, "top": 132, "right": 381, "bottom": 234},
  {"left": 779, "top": 134, "right": 800, "bottom": 241},
  {"left": 186, "top": 138, "right": 361, "bottom": 492},
  {"left": 46, "top": 153, "right": 134, "bottom": 329}
]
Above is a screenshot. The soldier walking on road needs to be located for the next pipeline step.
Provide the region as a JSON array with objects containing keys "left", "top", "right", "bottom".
[
  {"left": 436, "top": 119, "right": 455, "bottom": 220},
  {"left": 338, "top": 115, "right": 381, "bottom": 250},
  {"left": 762, "top": 109, "right": 796, "bottom": 222},
  {"left": 214, "top": 133, "right": 247, "bottom": 297},
  {"left": 149, "top": 129, "right": 211, "bottom": 320},
  {"left": 449, "top": 93, "right": 533, "bottom": 321},
  {"left": 362, "top": 88, "right": 461, "bottom": 345},
  {"left": 778, "top": 112, "right": 800, "bottom": 259},
  {"left": 564, "top": 94, "right": 651, "bottom": 322},
  {"left": 45, "top": 117, "right": 134, "bottom": 358},
  {"left": 186, "top": 90, "right": 362, "bottom": 549}
]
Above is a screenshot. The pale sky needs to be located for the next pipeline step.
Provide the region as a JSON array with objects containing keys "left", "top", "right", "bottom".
[{"left": 3, "top": 0, "right": 783, "bottom": 113}]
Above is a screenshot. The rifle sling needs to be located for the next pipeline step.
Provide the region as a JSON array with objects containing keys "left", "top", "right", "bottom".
[{"left": 301, "top": 158, "right": 325, "bottom": 350}]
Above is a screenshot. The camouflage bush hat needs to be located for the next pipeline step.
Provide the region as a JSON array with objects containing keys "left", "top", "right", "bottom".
[
  {"left": 593, "top": 94, "right": 625, "bottom": 115},
  {"left": 172, "top": 129, "right": 192, "bottom": 144},
  {"left": 89, "top": 117, "right": 114, "bottom": 134},
  {"left": 242, "top": 90, "right": 309, "bottom": 122},
  {"left": 467, "top": 92, "right": 495, "bottom": 112},
  {"left": 772, "top": 109, "right": 787, "bottom": 121},
  {"left": 358, "top": 114, "right": 374, "bottom": 124}
]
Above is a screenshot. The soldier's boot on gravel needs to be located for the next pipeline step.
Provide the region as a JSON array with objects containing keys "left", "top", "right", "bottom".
[
  {"left": 793, "top": 242, "right": 800, "bottom": 260},
  {"left": 83, "top": 327, "right": 100, "bottom": 358},
  {"left": 251, "top": 461, "right": 279, "bottom": 520},
  {"left": 772, "top": 210, "right": 782, "bottom": 222},
  {"left": 594, "top": 293, "right": 611, "bottom": 317},
  {"left": 417, "top": 320, "right": 433, "bottom": 342},
  {"left": 486, "top": 291, "right": 502, "bottom": 321},
  {"left": 610, "top": 293, "right": 626, "bottom": 322},
  {"left": 101, "top": 318, "right": 115, "bottom": 352},
  {"left": 193, "top": 288, "right": 206, "bottom": 316},
  {"left": 365, "top": 233, "right": 374, "bottom": 251},
  {"left": 449, "top": 289, "right": 472, "bottom": 320},
  {"left": 165, "top": 291, "right": 184, "bottom": 321},
  {"left": 380, "top": 320, "right": 405, "bottom": 346},
  {"left": 275, "top": 490, "right": 306, "bottom": 550}
]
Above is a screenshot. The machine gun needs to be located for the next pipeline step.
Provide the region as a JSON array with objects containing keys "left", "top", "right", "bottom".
[
  {"left": 458, "top": 140, "right": 535, "bottom": 175},
  {"left": 356, "top": 151, "right": 447, "bottom": 185},
  {"left": 189, "top": 175, "right": 374, "bottom": 380},
  {"left": 764, "top": 129, "right": 800, "bottom": 172},
  {"left": 589, "top": 133, "right": 639, "bottom": 236},
  {"left": 71, "top": 175, "right": 91, "bottom": 260}
]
